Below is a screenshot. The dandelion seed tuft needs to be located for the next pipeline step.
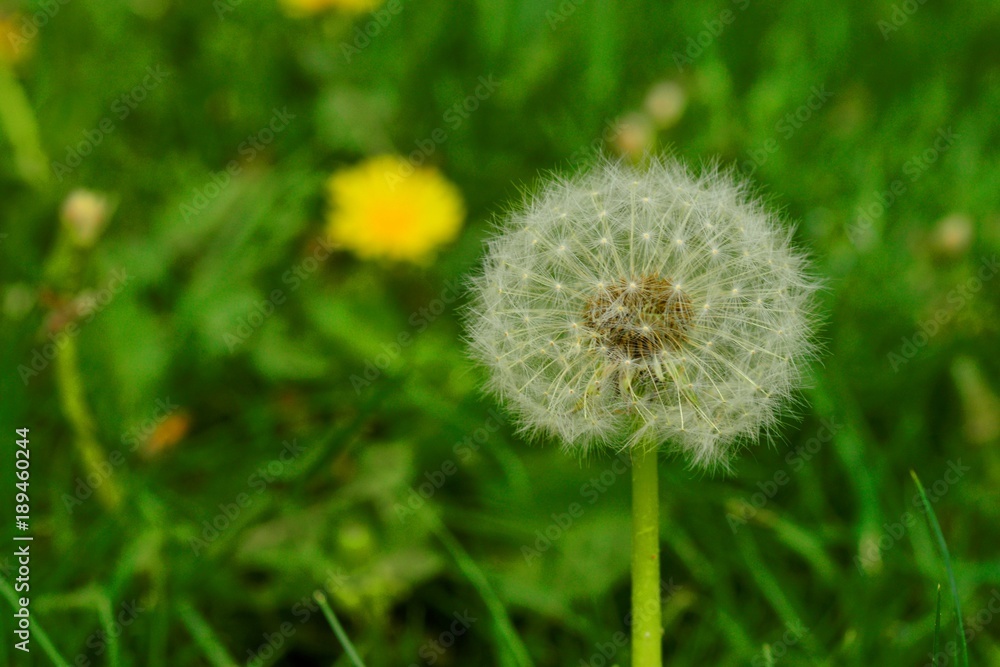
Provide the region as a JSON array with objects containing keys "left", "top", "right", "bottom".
[{"left": 466, "top": 156, "right": 818, "bottom": 470}]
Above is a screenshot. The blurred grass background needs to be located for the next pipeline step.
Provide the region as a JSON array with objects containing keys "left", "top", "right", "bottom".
[{"left": 1, "top": 0, "right": 999, "bottom": 665}]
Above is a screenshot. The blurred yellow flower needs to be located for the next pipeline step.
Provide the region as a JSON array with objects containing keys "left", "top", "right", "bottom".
[
  {"left": 327, "top": 155, "right": 465, "bottom": 264},
  {"left": 279, "top": 0, "right": 384, "bottom": 16},
  {"left": 0, "top": 14, "right": 34, "bottom": 65}
]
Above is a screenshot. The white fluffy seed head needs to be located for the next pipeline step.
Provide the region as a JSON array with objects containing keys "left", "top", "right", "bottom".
[{"left": 466, "top": 156, "right": 819, "bottom": 471}]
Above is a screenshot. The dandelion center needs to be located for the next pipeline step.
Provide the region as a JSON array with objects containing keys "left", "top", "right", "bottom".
[{"left": 583, "top": 275, "right": 693, "bottom": 362}]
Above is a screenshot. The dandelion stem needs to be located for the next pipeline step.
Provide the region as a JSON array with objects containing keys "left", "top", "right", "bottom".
[{"left": 631, "top": 447, "right": 662, "bottom": 667}]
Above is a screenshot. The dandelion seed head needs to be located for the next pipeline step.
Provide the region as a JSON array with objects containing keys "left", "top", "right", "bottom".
[{"left": 466, "top": 157, "right": 818, "bottom": 470}]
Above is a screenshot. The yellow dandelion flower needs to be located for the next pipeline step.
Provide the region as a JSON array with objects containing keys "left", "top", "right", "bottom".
[
  {"left": 326, "top": 155, "right": 465, "bottom": 264},
  {"left": 279, "top": 0, "right": 384, "bottom": 16}
]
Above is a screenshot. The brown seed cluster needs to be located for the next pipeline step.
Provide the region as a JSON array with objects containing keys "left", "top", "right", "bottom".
[{"left": 584, "top": 275, "right": 693, "bottom": 361}]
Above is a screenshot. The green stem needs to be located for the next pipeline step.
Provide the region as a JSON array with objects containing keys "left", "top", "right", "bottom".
[
  {"left": 631, "top": 447, "right": 662, "bottom": 667},
  {"left": 314, "top": 591, "right": 367, "bottom": 667},
  {"left": 55, "top": 335, "right": 122, "bottom": 511}
]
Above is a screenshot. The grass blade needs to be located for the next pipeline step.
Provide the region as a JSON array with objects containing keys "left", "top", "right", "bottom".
[
  {"left": 911, "top": 470, "right": 969, "bottom": 667},
  {"left": 314, "top": 591, "right": 367, "bottom": 667},
  {"left": 762, "top": 643, "right": 775, "bottom": 667},
  {"left": 176, "top": 599, "right": 237, "bottom": 667},
  {"left": 425, "top": 512, "right": 534, "bottom": 667},
  {"left": 933, "top": 584, "right": 942, "bottom": 666},
  {"left": 96, "top": 591, "right": 122, "bottom": 667}
]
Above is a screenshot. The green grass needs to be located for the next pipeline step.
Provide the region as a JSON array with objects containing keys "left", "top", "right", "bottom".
[
  {"left": 315, "top": 591, "right": 366, "bottom": 667},
  {"left": 2, "top": 0, "right": 1000, "bottom": 665},
  {"left": 913, "top": 470, "right": 970, "bottom": 667}
]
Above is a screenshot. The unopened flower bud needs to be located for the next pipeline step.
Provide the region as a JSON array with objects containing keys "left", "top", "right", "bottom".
[
  {"left": 930, "top": 213, "right": 973, "bottom": 260},
  {"left": 60, "top": 189, "right": 110, "bottom": 248},
  {"left": 644, "top": 81, "right": 687, "bottom": 129}
]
